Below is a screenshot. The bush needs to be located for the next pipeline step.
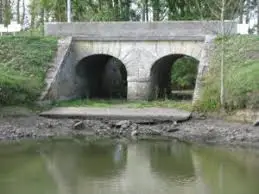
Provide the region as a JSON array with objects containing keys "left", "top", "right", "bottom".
[
  {"left": 197, "top": 35, "right": 259, "bottom": 112},
  {"left": 0, "top": 36, "right": 57, "bottom": 105}
]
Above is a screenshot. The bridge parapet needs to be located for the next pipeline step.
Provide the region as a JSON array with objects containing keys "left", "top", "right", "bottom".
[{"left": 45, "top": 21, "right": 237, "bottom": 41}]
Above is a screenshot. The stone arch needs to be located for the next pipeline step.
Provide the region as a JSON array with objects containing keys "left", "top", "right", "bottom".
[
  {"left": 75, "top": 54, "right": 128, "bottom": 99},
  {"left": 153, "top": 41, "right": 203, "bottom": 63},
  {"left": 73, "top": 41, "right": 131, "bottom": 74},
  {"left": 148, "top": 53, "right": 200, "bottom": 100}
]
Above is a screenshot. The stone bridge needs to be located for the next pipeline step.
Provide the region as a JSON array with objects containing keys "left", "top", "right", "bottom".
[{"left": 41, "top": 21, "right": 237, "bottom": 102}]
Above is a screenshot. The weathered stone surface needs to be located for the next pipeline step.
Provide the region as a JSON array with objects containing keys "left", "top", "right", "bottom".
[
  {"left": 45, "top": 21, "right": 238, "bottom": 39},
  {"left": 40, "top": 107, "right": 191, "bottom": 122}
]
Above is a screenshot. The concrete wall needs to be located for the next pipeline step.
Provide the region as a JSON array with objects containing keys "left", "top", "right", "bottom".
[
  {"left": 41, "top": 38, "right": 208, "bottom": 101},
  {"left": 72, "top": 39, "right": 204, "bottom": 100},
  {"left": 41, "top": 37, "right": 85, "bottom": 101},
  {"left": 45, "top": 21, "right": 237, "bottom": 40},
  {"left": 42, "top": 22, "right": 221, "bottom": 102}
]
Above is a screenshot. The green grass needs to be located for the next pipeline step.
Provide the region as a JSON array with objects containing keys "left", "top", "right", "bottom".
[
  {"left": 0, "top": 36, "right": 58, "bottom": 106},
  {"left": 195, "top": 35, "right": 259, "bottom": 112},
  {"left": 53, "top": 99, "right": 193, "bottom": 111}
]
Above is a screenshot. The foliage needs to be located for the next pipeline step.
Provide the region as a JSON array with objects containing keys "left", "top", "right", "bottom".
[
  {"left": 171, "top": 56, "right": 199, "bottom": 90},
  {"left": 0, "top": 36, "right": 57, "bottom": 105},
  {"left": 24, "top": 0, "right": 249, "bottom": 26},
  {"left": 196, "top": 35, "right": 259, "bottom": 112}
]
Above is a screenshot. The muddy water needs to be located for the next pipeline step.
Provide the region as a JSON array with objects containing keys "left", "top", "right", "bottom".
[{"left": 0, "top": 139, "right": 259, "bottom": 194}]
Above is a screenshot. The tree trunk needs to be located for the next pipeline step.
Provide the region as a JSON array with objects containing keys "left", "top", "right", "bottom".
[
  {"left": 3, "top": 0, "right": 11, "bottom": 27},
  {"left": 166, "top": 0, "right": 174, "bottom": 20},
  {"left": 125, "top": 0, "right": 131, "bottom": 21},
  {"left": 246, "top": 0, "right": 250, "bottom": 24},
  {"left": 21, "top": 0, "right": 25, "bottom": 26},
  {"left": 257, "top": 0, "right": 259, "bottom": 34},
  {"left": 16, "top": 0, "right": 20, "bottom": 23},
  {"left": 114, "top": 0, "right": 120, "bottom": 20},
  {"left": 141, "top": 1, "right": 145, "bottom": 21},
  {"left": 152, "top": 0, "right": 160, "bottom": 21},
  {"left": 145, "top": 0, "right": 149, "bottom": 21},
  {"left": 239, "top": 0, "right": 244, "bottom": 23},
  {"left": 0, "top": 0, "right": 3, "bottom": 23},
  {"left": 220, "top": 0, "right": 225, "bottom": 107}
]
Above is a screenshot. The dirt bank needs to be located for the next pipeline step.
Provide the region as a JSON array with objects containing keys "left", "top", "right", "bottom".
[{"left": 0, "top": 112, "right": 259, "bottom": 148}]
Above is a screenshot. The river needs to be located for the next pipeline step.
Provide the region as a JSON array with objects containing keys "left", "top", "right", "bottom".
[{"left": 0, "top": 139, "right": 259, "bottom": 194}]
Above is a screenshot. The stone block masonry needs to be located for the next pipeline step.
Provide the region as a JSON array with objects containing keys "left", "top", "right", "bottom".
[{"left": 42, "top": 21, "right": 236, "bottom": 102}]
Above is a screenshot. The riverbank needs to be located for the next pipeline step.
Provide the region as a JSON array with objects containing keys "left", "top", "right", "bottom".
[
  {"left": 0, "top": 36, "right": 57, "bottom": 105},
  {"left": 0, "top": 109, "right": 258, "bottom": 148}
]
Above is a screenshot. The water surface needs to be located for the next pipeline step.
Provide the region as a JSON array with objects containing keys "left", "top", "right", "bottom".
[{"left": 0, "top": 139, "right": 259, "bottom": 194}]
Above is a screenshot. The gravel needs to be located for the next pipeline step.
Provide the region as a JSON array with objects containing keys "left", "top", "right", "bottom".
[{"left": 0, "top": 114, "right": 259, "bottom": 148}]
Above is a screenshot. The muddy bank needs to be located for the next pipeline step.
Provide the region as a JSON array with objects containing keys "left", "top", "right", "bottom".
[{"left": 0, "top": 112, "right": 259, "bottom": 148}]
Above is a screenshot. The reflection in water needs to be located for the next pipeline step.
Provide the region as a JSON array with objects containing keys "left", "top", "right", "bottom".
[
  {"left": 1, "top": 140, "right": 259, "bottom": 194},
  {"left": 192, "top": 147, "right": 259, "bottom": 194},
  {"left": 148, "top": 142, "right": 195, "bottom": 181}
]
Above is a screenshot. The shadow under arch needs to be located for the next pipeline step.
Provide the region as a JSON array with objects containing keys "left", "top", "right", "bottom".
[
  {"left": 148, "top": 54, "right": 199, "bottom": 101},
  {"left": 75, "top": 54, "right": 127, "bottom": 99}
]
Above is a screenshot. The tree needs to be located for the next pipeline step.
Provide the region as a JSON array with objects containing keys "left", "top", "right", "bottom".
[
  {"left": 3, "top": 0, "right": 12, "bottom": 27},
  {"left": 199, "top": 0, "right": 243, "bottom": 108},
  {"left": 0, "top": 0, "right": 3, "bottom": 23},
  {"left": 16, "top": 0, "right": 20, "bottom": 23},
  {"left": 257, "top": 0, "right": 259, "bottom": 34},
  {"left": 21, "top": 0, "right": 25, "bottom": 25}
]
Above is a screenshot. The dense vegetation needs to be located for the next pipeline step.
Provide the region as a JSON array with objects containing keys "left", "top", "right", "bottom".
[
  {"left": 0, "top": 36, "right": 57, "bottom": 105},
  {"left": 196, "top": 35, "right": 259, "bottom": 112},
  {"left": 171, "top": 57, "right": 199, "bottom": 90},
  {"left": 1, "top": 0, "right": 258, "bottom": 32}
]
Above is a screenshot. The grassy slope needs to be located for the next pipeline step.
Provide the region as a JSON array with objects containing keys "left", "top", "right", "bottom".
[
  {"left": 0, "top": 36, "right": 57, "bottom": 106},
  {"left": 196, "top": 35, "right": 259, "bottom": 112}
]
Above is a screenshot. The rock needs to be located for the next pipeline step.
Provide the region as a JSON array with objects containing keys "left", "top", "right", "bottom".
[
  {"left": 150, "top": 129, "right": 162, "bottom": 136},
  {"left": 115, "top": 120, "right": 131, "bottom": 128},
  {"left": 131, "top": 130, "right": 138, "bottom": 137},
  {"left": 253, "top": 120, "right": 259, "bottom": 127},
  {"left": 131, "top": 123, "right": 138, "bottom": 131},
  {"left": 167, "top": 128, "right": 180, "bottom": 133},
  {"left": 73, "top": 121, "right": 85, "bottom": 130},
  {"left": 47, "top": 122, "right": 53, "bottom": 128}
]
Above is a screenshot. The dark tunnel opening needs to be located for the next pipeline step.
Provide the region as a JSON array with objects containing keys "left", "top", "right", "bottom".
[
  {"left": 148, "top": 54, "right": 199, "bottom": 101},
  {"left": 76, "top": 54, "right": 127, "bottom": 99}
]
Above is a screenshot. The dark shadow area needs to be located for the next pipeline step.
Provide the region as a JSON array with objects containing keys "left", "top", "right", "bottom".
[
  {"left": 76, "top": 54, "right": 127, "bottom": 99},
  {"left": 148, "top": 54, "right": 199, "bottom": 101}
]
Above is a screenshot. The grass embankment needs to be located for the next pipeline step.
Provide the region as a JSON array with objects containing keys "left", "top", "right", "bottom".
[
  {"left": 0, "top": 36, "right": 57, "bottom": 106},
  {"left": 54, "top": 99, "right": 193, "bottom": 111},
  {"left": 195, "top": 35, "right": 259, "bottom": 112}
]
